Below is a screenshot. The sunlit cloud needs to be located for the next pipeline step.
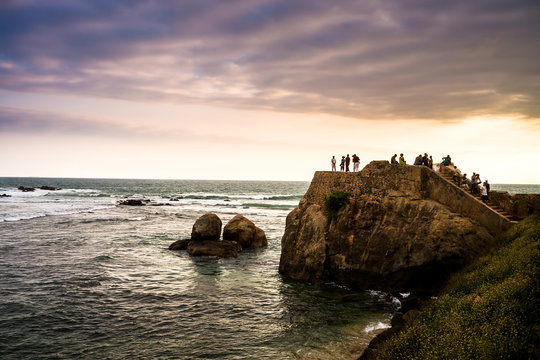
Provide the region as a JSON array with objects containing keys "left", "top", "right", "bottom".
[
  {"left": 1, "top": 0, "right": 539, "bottom": 120},
  {"left": 0, "top": 0, "right": 539, "bottom": 181}
]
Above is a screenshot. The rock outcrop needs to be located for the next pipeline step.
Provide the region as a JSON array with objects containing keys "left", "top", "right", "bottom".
[
  {"left": 191, "top": 213, "right": 222, "bottom": 241},
  {"left": 223, "top": 215, "right": 268, "bottom": 249},
  {"left": 279, "top": 161, "right": 507, "bottom": 294},
  {"left": 169, "top": 214, "right": 267, "bottom": 258}
]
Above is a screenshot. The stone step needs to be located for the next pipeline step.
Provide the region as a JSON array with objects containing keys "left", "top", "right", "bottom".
[{"left": 435, "top": 171, "right": 518, "bottom": 225}]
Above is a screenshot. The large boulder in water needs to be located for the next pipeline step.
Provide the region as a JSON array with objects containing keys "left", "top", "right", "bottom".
[
  {"left": 187, "top": 240, "right": 242, "bottom": 258},
  {"left": 223, "top": 215, "right": 267, "bottom": 249},
  {"left": 191, "top": 213, "right": 222, "bottom": 241}
]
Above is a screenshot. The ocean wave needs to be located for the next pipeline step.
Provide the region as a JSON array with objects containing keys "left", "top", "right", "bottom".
[
  {"left": 126, "top": 217, "right": 146, "bottom": 221},
  {"left": 0, "top": 205, "right": 115, "bottom": 222},
  {"left": 241, "top": 202, "right": 297, "bottom": 209},
  {"left": 0, "top": 187, "right": 102, "bottom": 198}
]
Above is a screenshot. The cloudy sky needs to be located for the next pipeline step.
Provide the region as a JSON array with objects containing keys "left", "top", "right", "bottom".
[{"left": 1, "top": 0, "right": 539, "bottom": 182}]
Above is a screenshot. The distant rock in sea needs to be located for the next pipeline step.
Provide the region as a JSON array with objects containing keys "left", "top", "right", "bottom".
[
  {"left": 18, "top": 186, "right": 35, "bottom": 192},
  {"left": 39, "top": 186, "right": 61, "bottom": 191},
  {"left": 118, "top": 199, "right": 149, "bottom": 206},
  {"left": 0, "top": 194, "right": 11, "bottom": 198}
]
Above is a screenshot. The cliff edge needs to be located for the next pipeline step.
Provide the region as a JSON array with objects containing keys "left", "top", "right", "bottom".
[{"left": 279, "top": 161, "right": 513, "bottom": 294}]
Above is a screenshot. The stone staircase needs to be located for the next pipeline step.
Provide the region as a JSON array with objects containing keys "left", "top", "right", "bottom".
[{"left": 437, "top": 171, "right": 519, "bottom": 224}]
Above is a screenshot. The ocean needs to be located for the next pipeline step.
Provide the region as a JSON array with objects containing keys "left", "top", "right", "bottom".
[{"left": 0, "top": 177, "right": 396, "bottom": 360}]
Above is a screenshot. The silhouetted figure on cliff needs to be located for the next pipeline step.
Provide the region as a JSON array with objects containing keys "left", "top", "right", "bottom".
[
  {"left": 471, "top": 173, "right": 482, "bottom": 196},
  {"left": 481, "top": 184, "right": 488, "bottom": 202},
  {"left": 461, "top": 174, "right": 470, "bottom": 191},
  {"left": 442, "top": 155, "right": 452, "bottom": 166},
  {"left": 340, "top": 156, "right": 345, "bottom": 171},
  {"left": 399, "top": 153, "right": 406, "bottom": 165},
  {"left": 414, "top": 154, "right": 423, "bottom": 165},
  {"left": 391, "top": 154, "right": 398, "bottom": 164},
  {"left": 422, "top": 153, "right": 429, "bottom": 167},
  {"left": 345, "top": 154, "right": 350, "bottom": 172},
  {"left": 352, "top": 154, "right": 360, "bottom": 172},
  {"left": 331, "top": 156, "right": 336, "bottom": 171}
]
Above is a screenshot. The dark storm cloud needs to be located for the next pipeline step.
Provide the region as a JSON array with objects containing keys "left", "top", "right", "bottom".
[{"left": 1, "top": 0, "right": 539, "bottom": 120}]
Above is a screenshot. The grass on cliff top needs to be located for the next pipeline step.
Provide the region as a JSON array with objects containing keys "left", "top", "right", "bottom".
[
  {"left": 324, "top": 190, "right": 350, "bottom": 222},
  {"left": 374, "top": 215, "right": 540, "bottom": 360}
]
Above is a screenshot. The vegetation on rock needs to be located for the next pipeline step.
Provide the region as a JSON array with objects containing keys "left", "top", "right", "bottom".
[
  {"left": 324, "top": 190, "right": 349, "bottom": 221},
  {"left": 371, "top": 216, "right": 540, "bottom": 359}
]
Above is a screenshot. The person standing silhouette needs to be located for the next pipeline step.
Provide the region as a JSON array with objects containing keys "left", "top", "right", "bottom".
[
  {"left": 345, "top": 154, "right": 351, "bottom": 172},
  {"left": 331, "top": 156, "right": 336, "bottom": 171},
  {"left": 352, "top": 154, "right": 360, "bottom": 172}
]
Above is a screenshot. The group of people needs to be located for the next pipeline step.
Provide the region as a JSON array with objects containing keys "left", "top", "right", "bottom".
[
  {"left": 391, "top": 153, "right": 492, "bottom": 203},
  {"left": 331, "top": 154, "right": 361, "bottom": 172},
  {"left": 391, "top": 153, "right": 437, "bottom": 168},
  {"left": 453, "top": 171, "right": 491, "bottom": 202},
  {"left": 331, "top": 152, "right": 492, "bottom": 203}
]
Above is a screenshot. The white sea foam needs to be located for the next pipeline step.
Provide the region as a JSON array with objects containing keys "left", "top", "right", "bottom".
[
  {"left": 0, "top": 204, "right": 115, "bottom": 222},
  {"left": 0, "top": 187, "right": 101, "bottom": 198},
  {"left": 364, "top": 321, "right": 391, "bottom": 333},
  {"left": 126, "top": 217, "right": 146, "bottom": 221},
  {"left": 177, "top": 192, "right": 298, "bottom": 201},
  {"left": 366, "top": 290, "right": 386, "bottom": 297}
]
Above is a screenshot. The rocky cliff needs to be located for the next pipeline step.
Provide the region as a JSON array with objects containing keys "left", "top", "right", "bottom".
[{"left": 279, "top": 161, "right": 513, "bottom": 294}]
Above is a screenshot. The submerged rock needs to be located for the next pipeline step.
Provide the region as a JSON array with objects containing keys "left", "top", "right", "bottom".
[
  {"left": 223, "top": 215, "right": 267, "bottom": 249},
  {"left": 0, "top": 194, "right": 11, "bottom": 198},
  {"left": 191, "top": 213, "right": 222, "bottom": 241},
  {"left": 187, "top": 240, "right": 242, "bottom": 258},
  {"left": 118, "top": 199, "right": 149, "bottom": 206},
  {"left": 39, "top": 185, "right": 61, "bottom": 191},
  {"left": 168, "top": 239, "right": 190, "bottom": 250}
]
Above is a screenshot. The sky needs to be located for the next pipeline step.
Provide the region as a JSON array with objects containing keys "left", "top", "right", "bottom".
[{"left": 1, "top": 0, "right": 539, "bottom": 182}]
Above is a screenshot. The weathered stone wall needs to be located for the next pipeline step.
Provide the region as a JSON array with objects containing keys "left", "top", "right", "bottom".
[
  {"left": 307, "top": 162, "right": 512, "bottom": 236},
  {"left": 421, "top": 169, "right": 512, "bottom": 235},
  {"left": 489, "top": 191, "right": 540, "bottom": 219}
]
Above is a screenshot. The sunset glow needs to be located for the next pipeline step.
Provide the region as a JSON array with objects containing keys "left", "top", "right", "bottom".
[{"left": 1, "top": 1, "right": 539, "bottom": 182}]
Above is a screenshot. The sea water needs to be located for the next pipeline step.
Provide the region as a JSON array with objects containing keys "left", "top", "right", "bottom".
[{"left": 0, "top": 178, "right": 395, "bottom": 360}]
